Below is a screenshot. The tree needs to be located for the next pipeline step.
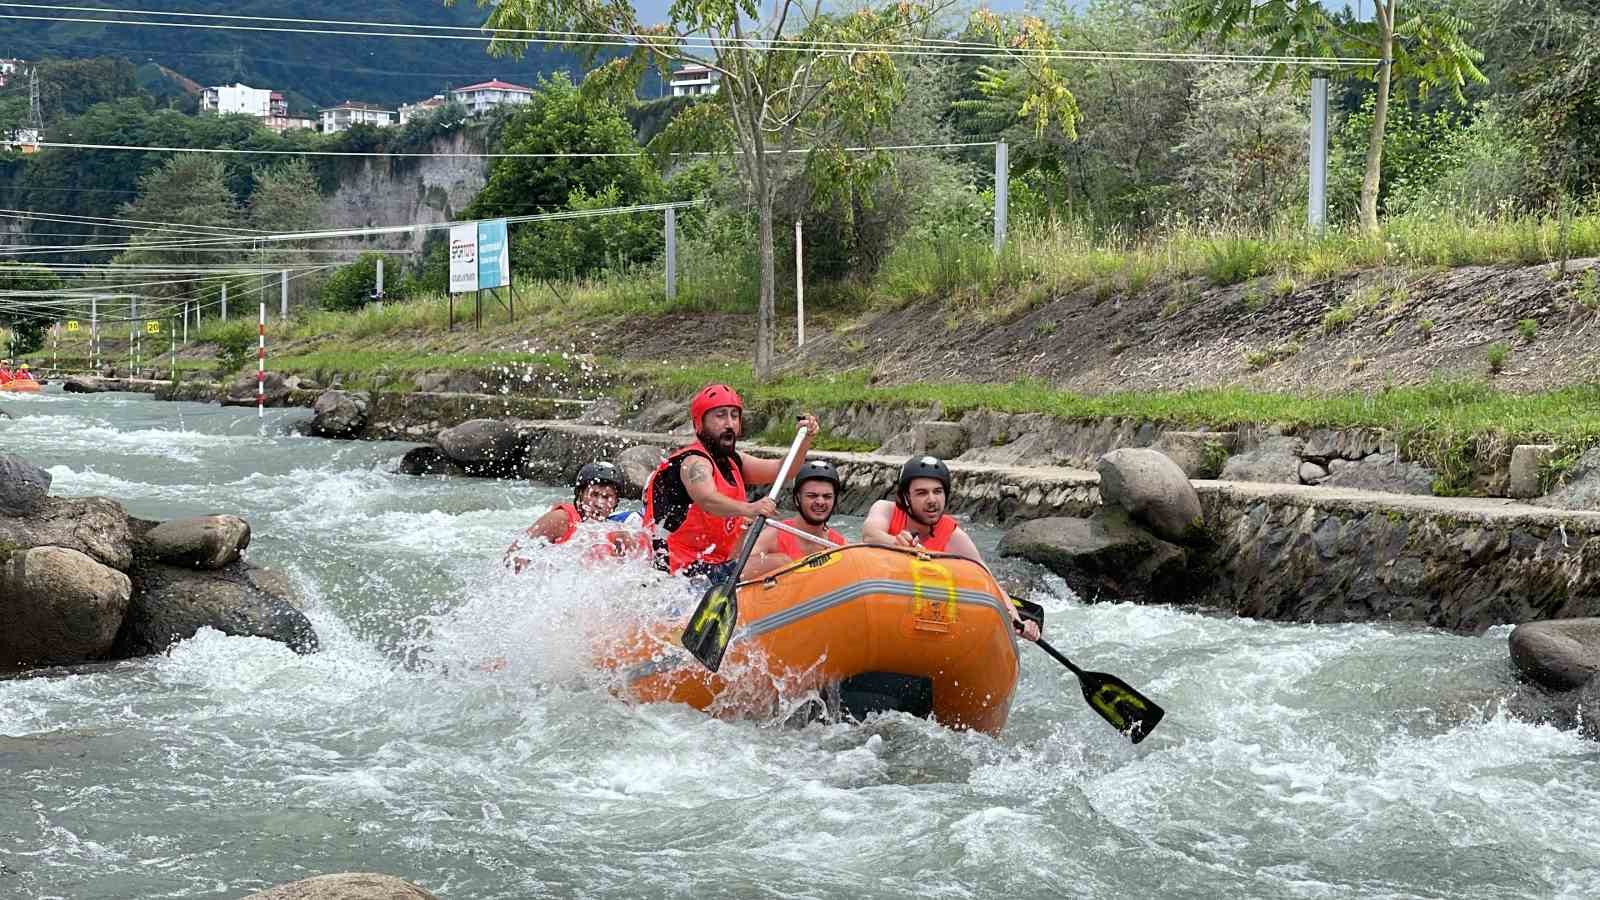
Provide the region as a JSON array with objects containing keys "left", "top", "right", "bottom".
[
  {"left": 1176, "top": 65, "right": 1307, "bottom": 228},
  {"left": 458, "top": 0, "right": 957, "bottom": 378},
  {"left": 1167, "top": 0, "right": 1487, "bottom": 232},
  {"left": 0, "top": 264, "right": 64, "bottom": 357},
  {"left": 116, "top": 155, "right": 243, "bottom": 298}
]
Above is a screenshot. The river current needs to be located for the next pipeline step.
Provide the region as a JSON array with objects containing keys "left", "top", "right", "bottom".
[{"left": 1, "top": 390, "right": 1597, "bottom": 899}]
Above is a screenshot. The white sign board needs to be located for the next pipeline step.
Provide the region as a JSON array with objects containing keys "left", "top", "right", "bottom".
[{"left": 449, "top": 223, "right": 479, "bottom": 294}]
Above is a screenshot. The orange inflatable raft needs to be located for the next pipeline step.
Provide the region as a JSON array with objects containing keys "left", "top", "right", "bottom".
[
  {"left": 0, "top": 377, "right": 39, "bottom": 393},
  {"left": 599, "top": 543, "right": 1021, "bottom": 734}
]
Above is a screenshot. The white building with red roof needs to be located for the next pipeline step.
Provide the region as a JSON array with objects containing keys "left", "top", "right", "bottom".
[{"left": 450, "top": 78, "right": 533, "bottom": 116}]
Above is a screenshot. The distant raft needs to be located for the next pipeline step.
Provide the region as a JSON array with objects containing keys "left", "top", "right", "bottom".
[{"left": 598, "top": 543, "right": 1021, "bottom": 735}]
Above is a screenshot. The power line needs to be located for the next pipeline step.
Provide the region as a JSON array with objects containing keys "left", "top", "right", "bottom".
[
  {"left": 0, "top": 4, "right": 1381, "bottom": 66},
  {"left": 12, "top": 138, "right": 998, "bottom": 158}
]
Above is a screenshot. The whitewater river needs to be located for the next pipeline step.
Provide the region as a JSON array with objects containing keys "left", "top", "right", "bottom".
[{"left": 2, "top": 390, "right": 1598, "bottom": 899}]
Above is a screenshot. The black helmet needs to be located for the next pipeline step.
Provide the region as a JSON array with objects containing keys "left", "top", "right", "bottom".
[
  {"left": 575, "top": 461, "right": 624, "bottom": 498},
  {"left": 792, "top": 459, "right": 841, "bottom": 495},
  {"left": 896, "top": 455, "right": 950, "bottom": 505}
]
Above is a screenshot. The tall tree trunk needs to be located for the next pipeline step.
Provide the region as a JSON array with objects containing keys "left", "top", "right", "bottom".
[
  {"left": 756, "top": 190, "right": 775, "bottom": 380},
  {"left": 1360, "top": 3, "right": 1396, "bottom": 233}
]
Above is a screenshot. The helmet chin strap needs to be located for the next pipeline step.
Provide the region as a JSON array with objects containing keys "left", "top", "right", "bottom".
[{"left": 797, "top": 506, "right": 832, "bottom": 527}]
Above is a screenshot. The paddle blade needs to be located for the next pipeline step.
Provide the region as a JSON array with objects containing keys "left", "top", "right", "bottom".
[
  {"left": 680, "top": 579, "right": 739, "bottom": 673},
  {"left": 1078, "top": 669, "right": 1165, "bottom": 744}
]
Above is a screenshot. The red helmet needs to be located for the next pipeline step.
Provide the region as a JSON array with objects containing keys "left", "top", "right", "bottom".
[{"left": 690, "top": 383, "right": 743, "bottom": 428}]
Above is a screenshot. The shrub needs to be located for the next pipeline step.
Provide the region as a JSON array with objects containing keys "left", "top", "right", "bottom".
[
  {"left": 1518, "top": 318, "right": 1538, "bottom": 341},
  {"left": 320, "top": 253, "right": 388, "bottom": 312},
  {"left": 1486, "top": 342, "right": 1510, "bottom": 373},
  {"left": 211, "top": 320, "right": 257, "bottom": 375}
]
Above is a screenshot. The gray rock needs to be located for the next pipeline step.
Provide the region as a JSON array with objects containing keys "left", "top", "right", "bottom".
[
  {"left": 61, "top": 376, "right": 101, "bottom": 393},
  {"left": 142, "top": 515, "right": 252, "bottom": 569},
  {"left": 223, "top": 371, "right": 292, "bottom": 407},
  {"left": 1508, "top": 444, "right": 1557, "bottom": 500},
  {"left": 998, "top": 510, "right": 1191, "bottom": 603},
  {"left": 0, "top": 495, "right": 133, "bottom": 570},
  {"left": 241, "top": 872, "right": 438, "bottom": 900},
  {"left": 576, "top": 397, "right": 623, "bottom": 426},
  {"left": 1504, "top": 675, "right": 1600, "bottom": 742},
  {"left": 305, "top": 390, "right": 370, "bottom": 438},
  {"left": 396, "top": 446, "right": 467, "bottom": 478},
  {"left": 118, "top": 560, "right": 318, "bottom": 657},
  {"left": 0, "top": 454, "right": 51, "bottom": 516},
  {"left": 0, "top": 546, "right": 132, "bottom": 671},
  {"left": 879, "top": 421, "right": 970, "bottom": 459},
  {"left": 414, "top": 371, "right": 492, "bottom": 394},
  {"left": 1539, "top": 447, "right": 1600, "bottom": 511},
  {"left": 1220, "top": 436, "right": 1305, "bottom": 484},
  {"left": 435, "top": 418, "right": 535, "bottom": 474},
  {"left": 1096, "top": 448, "right": 1203, "bottom": 544},
  {"left": 629, "top": 399, "right": 684, "bottom": 433},
  {"left": 1299, "top": 461, "right": 1330, "bottom": 484},
  {"left": 1303, "top": 427, "right": 1386, "bottom": 461},
  {"left": 1319, "top": 452, "right": 1436, "bottom": 495},
  {"left": 0, "top": 406, "right": 9, "bottom": 419},
  {"left": 1150, "top": 431, "right": 1235, "bottom": 479},
  {"left": 618, "top": 444, "right": 665, "bottom": 498},
  {"left": 1510, "top": 619, "right": 1600, "bottom": 690}
]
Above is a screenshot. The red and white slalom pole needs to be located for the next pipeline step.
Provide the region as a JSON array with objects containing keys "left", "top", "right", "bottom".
[{"left": 257, "top": 302, "right": 266, "bottom": 418}]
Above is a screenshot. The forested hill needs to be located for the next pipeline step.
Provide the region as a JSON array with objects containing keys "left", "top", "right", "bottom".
[{"left": 3, "top": 0, "right": 604, "bottom": 108}]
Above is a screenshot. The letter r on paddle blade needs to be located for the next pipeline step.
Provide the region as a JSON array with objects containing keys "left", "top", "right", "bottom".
[{"left": 682, "top": 584, "right": 737, "bottom": 672}]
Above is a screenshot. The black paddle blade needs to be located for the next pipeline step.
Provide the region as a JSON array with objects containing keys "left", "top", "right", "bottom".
[
  {"left": 1078, "top": 669, "right": 1165, "bottom": 744},
  {"left": 681, "top": 579, "right": 739, "bottom": 673}
]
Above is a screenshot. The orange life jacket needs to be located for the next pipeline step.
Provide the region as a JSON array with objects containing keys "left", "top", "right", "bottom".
[
  {"left": 773, "top": 517, "right": 845, "bottom": 561},
  {"left": 550, "top": 503, "right": 582, "bottom": 544},
  {"left": 888, "top": 506, "right": 958, "bottom": 552},
  {"left": 643, "top": 441, "right": 748, "bottom": 573}
]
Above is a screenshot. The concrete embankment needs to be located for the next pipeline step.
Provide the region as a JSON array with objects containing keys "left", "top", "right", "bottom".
[{"left": 59, "top": 376, "right": 1600, "bottom": 634}]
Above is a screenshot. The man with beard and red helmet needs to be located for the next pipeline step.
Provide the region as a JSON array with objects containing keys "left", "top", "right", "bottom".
[
  {"left": 744, "top": 459, "right": 848, "bottom": 579},
  {"left": 643, "top": 383, "right": 820, "bottom": 579},
  {"left": 863, "top": 455, "right": 1041, "bottom": 641}
]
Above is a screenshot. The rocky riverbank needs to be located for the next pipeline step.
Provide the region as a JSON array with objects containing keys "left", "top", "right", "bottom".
[{"left": 0, "top": 453, "right": 316, "bottom": 676}]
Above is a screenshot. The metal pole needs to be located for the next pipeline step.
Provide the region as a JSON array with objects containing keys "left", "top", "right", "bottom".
[
  {"left": 795, "top": 219, "right": 805, "bottom": 348},
  {"left": 91, "top": 296, "right": 97, "bottom": 371},
  {"left": 376, "top": 257, "right": 384, "bottom": 304},
  {"left": 280, "top": 270, "right": 288, "bottom": 320},
  {"left": 257, "top": 302, "right": 265, "bottom": 419},
  {"left": 994, "top": 140, "right": 1009, "bottom": 253},
  {"left": 664, "top": 206, "right": 677, "bottom": 301},
  {"left": 221, "top": 283, "right": 228, "bottom": 322},
  {"left": 182, "top": 302, "right": 189, "bottom": 345},
  {"left": 169, "top": 312, "right": 176, "bottom": 382},
  {"left": 128, "top": 299, "right": 135, "bottom": 377},
  {"left": 1309, "top": 76, "right": 1329, "bottom": 232}
]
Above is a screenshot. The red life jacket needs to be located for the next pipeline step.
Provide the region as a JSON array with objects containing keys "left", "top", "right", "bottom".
[
  {"left": 774, "top": 517, "right": 845, "bottom": 561},
  {"left": 643, "top": 441, "right": 747, "bottom": 573},
  {"left": 888, "top": 505, "right": 958, "bottom": 552},
  {"left": 549, "top": 503, "right": 582, "bottom": 544}
]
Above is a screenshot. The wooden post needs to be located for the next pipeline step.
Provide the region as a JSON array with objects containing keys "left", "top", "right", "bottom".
[{"left": 795, "top": 219, "right": 805, "bottom": 348}]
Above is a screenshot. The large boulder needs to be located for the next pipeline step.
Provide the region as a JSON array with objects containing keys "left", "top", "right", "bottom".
[
  {"left": 1096, "top": 448, "right": 1203, "bottom": 544},
  {"left": 0, "top": 495, "right": 133, "bottom": 570},
  {"left": 1504, "top": 676, "right": 1600, "bottom": 742},
  {"left": 1219, "top": 436, "right": 1305, "bottom": 484},
  {"left": 879, "top": 421, "right": 970, "bottom": 459},
  {"left": 0, "top": 454, "right": 51, "bottom": 516},
  {"left": 1319, "top": 453, "right": 1436, "bottom": 496},
  {"left": 142, "top": 515, "right": 251, "bottom": 569},
  {"left": 396, "top": 446, "right": 466, "bottom": 478},
  {"left": 576, "top": 397, "right": 623, "bottom": 426},
  {"left": 435, "top": 418, "right": 535, "bottom": 475},
  {"left": 413, "top": 371, "right": 493, "bottom": 394},
  {"left": 1149, "top": 431, "right": 1235, "bottom": 479},
  {"left": 117, "top": 560, "right": 318, "bottom": 657},
  {"left": 1509, "top": 619, "right": 1600, "bottom": 691},
  {"left": 62, "top": 376, "right": 102, "bottom": 393},
  {"left": 1539, "top": 447, "right": 1600, "bottom": 511},
  {"left": 617, "top": 444, "right": 665, "bottom": 499},
  {"left": 0, "top": 546, "right": 132, "bottom": 671},
  {"left": 304, "top": 390, "right": 371, "bottom": 439},
  {"left": 998, "top": 510, "right": 1192, "bottom": 603},
  {"left": 242, "top": 873, "right": 438, "bottom": 900},
  {"left": 223, "top": 371, "right": 292, "bottom": 407}
]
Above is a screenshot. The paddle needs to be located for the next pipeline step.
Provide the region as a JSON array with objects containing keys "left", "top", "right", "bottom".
[
  {"left": 1020, "top": 624, "right": 1165, "bottom": 744},
  {"left": 680, "top": 425, "right": 810, "bottom": 672},
  {"left": 757, "top": 522, "right": 1166, "bottom": 743}
]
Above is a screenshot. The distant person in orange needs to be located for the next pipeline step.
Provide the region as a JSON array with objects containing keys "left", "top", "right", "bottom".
[{"left": 504, "top": 462, "right": 646, "bottom": 572}]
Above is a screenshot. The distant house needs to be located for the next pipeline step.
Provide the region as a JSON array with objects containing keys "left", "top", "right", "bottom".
[
  {"left": 0, "top": 59, "right": 24, "bottom": 89},
  {"left": 450, "top": 79, "right": 532, "bottom": 116},
  {"left": 398, "top": 94, "right": 448, "bottom": 125},
  {"left": 3, "top": 126, "right": 39, "bottom": 153},
  {"left": 319, "top": 101, "right": 397, "bottom": 133},
  {"left": 670, "top": 65, "right": 721, "bottom": 97},
  {"left": 201, "top": 83, "right": 275, "bottom": 118}
]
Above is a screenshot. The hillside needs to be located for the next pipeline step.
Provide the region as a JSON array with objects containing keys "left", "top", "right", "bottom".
[{"left": 3, "top": 0, "right": 615, "bottom": 107}]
